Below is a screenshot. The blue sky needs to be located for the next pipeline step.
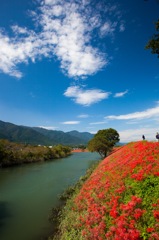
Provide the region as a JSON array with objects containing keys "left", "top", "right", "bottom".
[{"left": 0, "top": 0, "right": 159, "bottom": 142}]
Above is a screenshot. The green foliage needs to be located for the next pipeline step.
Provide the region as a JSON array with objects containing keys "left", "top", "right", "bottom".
[
  {"left": 78, "top": 145, "right": 86, "bottom": 151},
  {"left": 0, "top": 140, "right": 71, "bottom": 167},
  {"left": 146, "top": 19, "right": 159, "bottom": 57},
  {"left": 88, "top": 128, "right": 120, "bottom": 158}
]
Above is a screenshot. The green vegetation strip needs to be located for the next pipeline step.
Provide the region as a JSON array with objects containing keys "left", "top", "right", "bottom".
[
  {"left": 48, "top": 160, "right": 101, "bottom": 240},
  {"left": 0, "top": 139, "right": 71, "bottom": 167}
]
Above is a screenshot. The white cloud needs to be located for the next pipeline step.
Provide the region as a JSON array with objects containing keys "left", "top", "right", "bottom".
[
  {"left": 39, "top": 1, "right": 107, "bottom": 77},
  {"left": 89, "top": 131, "right": 97, "bottom": 134},
  {"left": 105, "top": 104, "right": 159, "bottom": 120},
  {"left": 114, "top": 90, "right": 128, "bottom": 98},
  {"left": 38, "top": 126, "right": 58, "bottom": 130},
  {"left": 61, "top": 121, "right": 80, "bottom": 125},
  {"left": 0, "top": 0, "right": 124, "bottom": 78},
  {"left": 44, "top": 0, "right": 55, "bottom": 5},
  {"left": 64, "top": 86, "right": 111, "bottom": 106},
  {"left": 0, "top": 29, "right": 49, "bottom": 78}
]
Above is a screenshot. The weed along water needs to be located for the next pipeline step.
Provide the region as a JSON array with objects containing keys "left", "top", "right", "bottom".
[{"left": 0, "top": 152, "right": 100, "bottom": 240}]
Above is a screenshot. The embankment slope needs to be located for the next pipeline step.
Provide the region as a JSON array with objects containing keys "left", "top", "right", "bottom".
[{"left": 54, "top": 141, "right": 159, "bottom": 240}]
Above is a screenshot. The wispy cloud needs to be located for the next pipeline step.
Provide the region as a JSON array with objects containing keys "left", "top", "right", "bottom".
[
  {"left": 114, "top": 90, "right": 128, "bottom": 98},
  {"left": 78, "top": 114, "right": 89, "bottom": 118},
  {"left": 119, "top": 22, "right": 125, "bottom": 32},
  {"left": 64, "top": 86, "right": 111, "bottom": 106},
  {"left": 29, "top": 92, "right": 36, "bottom": 98},
  {"left": 105, "top": 103, "right": 159, "bottom": 120},
  {"left": 0, "top": 0, "right": 124, "bottom": 78},
  {"left": 126, "top": 121, "right": 139, "bottom": 125},
  {"left": 100, "top": 21, "right": 117, "bottom": 37},
  {"left": 89, "top": 121, "right": 107, "bottom": 125},
  {"left": 61, "top": 121, "right": 80, "bottom": 125}
]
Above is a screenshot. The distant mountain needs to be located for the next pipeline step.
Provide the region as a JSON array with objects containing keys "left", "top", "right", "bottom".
[
  {"left": 67, "top": 130, "right": 94, "bottom": 143},
  {"left": 33, "top": 127, "right": 91, "bottom": 145},
  {"left": 0, "top": 120, "right": 51, "bottom": 145},
  {"left": 0, "top": 120, "right": 94, "bottom": 146}
]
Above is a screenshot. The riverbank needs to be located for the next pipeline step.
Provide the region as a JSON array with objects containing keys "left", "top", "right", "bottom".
[
  {"left": 0, "top": 139, "right": 71, "bottom": 167},
  {"left": 48, "top": 159, "right": 101, "bottom": 240}
]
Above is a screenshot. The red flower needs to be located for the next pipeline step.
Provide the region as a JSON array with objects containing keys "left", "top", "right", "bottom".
[
  {"left": 147, "top": 227, "right": 155, "bottom": 233},
  {"left": 134, "top": 208, "right": 144, "bottom": 220},
  {"left": 154, "top": 210, "right": 159, "bottom": 219}
]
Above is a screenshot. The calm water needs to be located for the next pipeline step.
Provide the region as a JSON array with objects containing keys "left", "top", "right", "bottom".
[{"left": 0, "top": 152, "right": 100, "bottom": 240}]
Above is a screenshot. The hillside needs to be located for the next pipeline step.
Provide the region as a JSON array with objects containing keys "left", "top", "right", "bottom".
[
  {"left": 0, "top": 120, "right": 51, "bottom": 145},
  {"left": 55, "top": 141, "right": 159, "bottom": 240},
  {"left": 33, "top": 127, "right": 90, "bottom": 145},
  {"left": 67, "top": 130, "right": 93, "bottom": 143},
  {"left": 0, "top": 120, "right": 94, "bottom": 146}
]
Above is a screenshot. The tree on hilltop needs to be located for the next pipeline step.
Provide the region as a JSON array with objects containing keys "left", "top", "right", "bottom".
[
  {"left": 88, "top": 128, "right": 120, "bottom": 158},
  {"left": 146, "top": 19, "right": 159, "bottom": 57}
]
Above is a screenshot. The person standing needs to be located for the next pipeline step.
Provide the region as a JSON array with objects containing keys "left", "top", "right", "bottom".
[
  {"left": 142, "top": 135, "right": 145, "bottom": 140},
  {"left": 156, "top": 132, "right": 159, "bottom": 142}
]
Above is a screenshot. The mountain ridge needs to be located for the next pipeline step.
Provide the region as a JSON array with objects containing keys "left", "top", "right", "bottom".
[{"left": 0, "top": 120, "right": 94, "bottom": 146}]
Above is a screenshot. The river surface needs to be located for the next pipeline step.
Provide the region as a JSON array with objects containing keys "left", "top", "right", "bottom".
[{"left": 0, "top": 152, "right": 100, "bottom": 240}]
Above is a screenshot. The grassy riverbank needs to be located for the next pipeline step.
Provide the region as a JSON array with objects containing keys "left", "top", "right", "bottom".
[
  {"left": 48, "top": 159, "right": 101, "bottom": 240},
  {"left": 50, "top": 141, "right": 159, "bottom": 240}
]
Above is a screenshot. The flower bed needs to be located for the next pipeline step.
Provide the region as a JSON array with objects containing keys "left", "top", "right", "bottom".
[{"left": 57, "top": 141, "right": 159, "bottom": 240}]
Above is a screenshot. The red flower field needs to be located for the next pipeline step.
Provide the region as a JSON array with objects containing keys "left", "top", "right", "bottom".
[{"left": 60, "top": 141, "right": 159, "bottom": 240}]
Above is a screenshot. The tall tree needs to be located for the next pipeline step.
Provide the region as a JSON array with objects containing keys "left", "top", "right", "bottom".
[
  {"left": 146, "top": 19, "right": 159, "bottom": 57},
  {"left": 88, "top": 128, "right": 120, "bottom": 158}
]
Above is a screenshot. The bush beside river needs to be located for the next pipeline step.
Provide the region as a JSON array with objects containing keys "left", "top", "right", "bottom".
[{"left": 0, "top": 139, "right": 71, "bottom": 167}]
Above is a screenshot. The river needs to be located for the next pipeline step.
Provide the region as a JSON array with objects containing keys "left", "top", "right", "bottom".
[{"left": 0, "top": 152, "right": 100, "bottom": 240}]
